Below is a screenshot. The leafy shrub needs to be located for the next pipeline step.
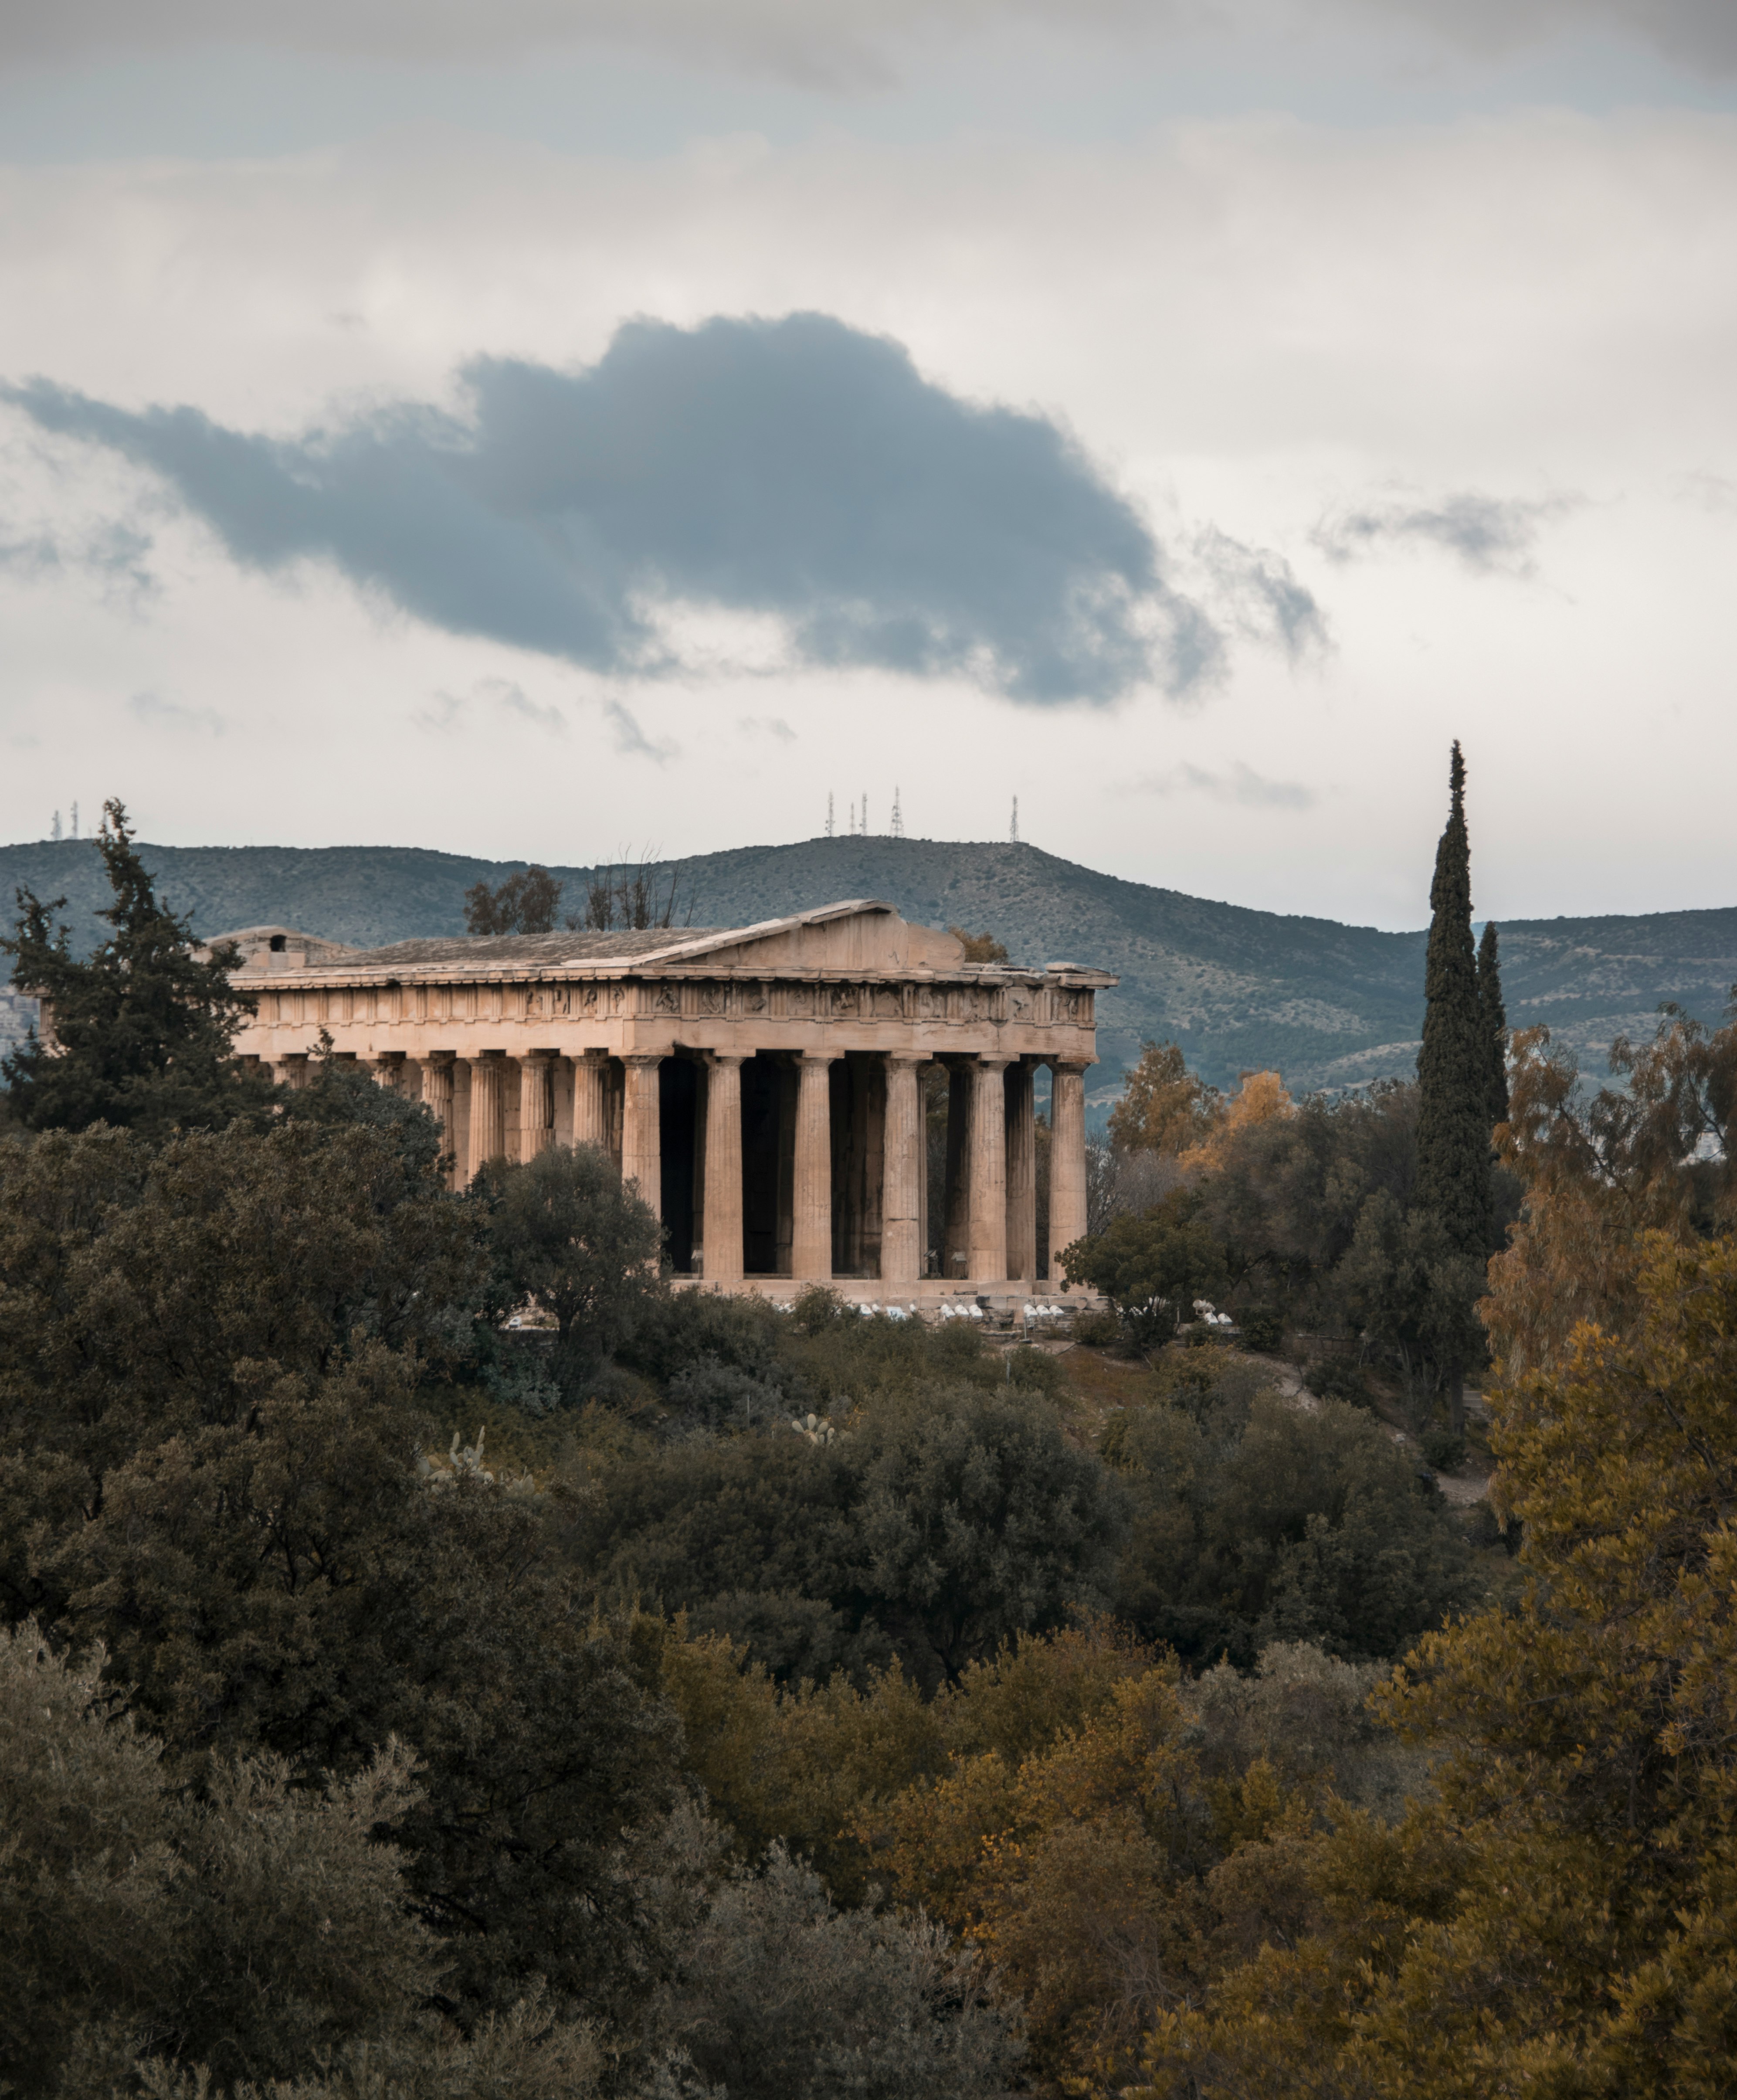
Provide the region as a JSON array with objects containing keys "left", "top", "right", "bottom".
[
  {"left": 1420, "top": 1424, "right": 1468, "bottom": 1471},
  {"left": 1238, "top": 1308, "right": 1284, "bottom": 1353},
  {"left": 1110, "top": 1390, "right": 1476, "bottom": 1664},
  {"left": 647, "top": 1840, "right": 1022, "bottom": 2100},
  {"left": 620, "top": 1286, "right": 792, "bottom": 1396},
  {"left": 1304, "top": 1350, "right": 1374, "bottom": 1408},
  {"left": 666, "top": 1352, "right": 788, "bottom": 1432},
  {"left": 1071, "top": 1307, "right": 1125, "bottom": 1349},
  {"left": 481, "top": 1332, "right": 564, "bottom": 1418}
]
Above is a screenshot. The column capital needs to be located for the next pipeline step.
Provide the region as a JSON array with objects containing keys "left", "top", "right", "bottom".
[
  {"left": 622, "top": 1049, "right": 666, "bottom": 1068},
  {"left": 972, "top": 1053, "right": 1013, "bottom": 1073},
  {"left": 1047, "top": 1056, "right": 1089, "bottom": 1074},
  {"left": 425, "top": 1048, "right": 456, "bottom": 1065},
  {"left": 796, "top": 1047, "right": 843, "bottom": 1063},
  {"left": 704, "top": 1050, "right": 746, "bottom": 1069}
]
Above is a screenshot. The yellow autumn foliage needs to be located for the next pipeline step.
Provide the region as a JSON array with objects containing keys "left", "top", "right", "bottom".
[
  {"left": 1176, "top": 1070, "right": 1294, "bottom": 1176},
  {"left": 1135, "top": 1232, "right": 1737, "bottom": 2100}
]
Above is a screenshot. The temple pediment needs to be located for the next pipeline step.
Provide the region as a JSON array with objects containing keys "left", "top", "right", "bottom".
[{"left": 618, "top": 901, "right": 973, "bottom": 977}]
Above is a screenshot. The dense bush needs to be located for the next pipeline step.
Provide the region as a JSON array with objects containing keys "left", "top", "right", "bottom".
[{"left": 1103, "top": 1354, "right": 1477, "bottom": 1665}]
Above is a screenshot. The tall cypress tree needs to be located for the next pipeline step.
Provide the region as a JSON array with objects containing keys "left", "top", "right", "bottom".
[
  {"left": 1477, "top": 918, "right": 1509, "bottom": 1129},
  {"left": 1415, "top": 742, "right": 1492, "bottom": 1257}
]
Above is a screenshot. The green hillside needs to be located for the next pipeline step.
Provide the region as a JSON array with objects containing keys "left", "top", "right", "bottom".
[{"left": 3, "top": 833, "right": 1733, "bottom": 1098}]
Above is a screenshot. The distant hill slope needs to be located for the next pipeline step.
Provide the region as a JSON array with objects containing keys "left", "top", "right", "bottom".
[{"left": 2, "top": 834, "right": 1732, "bottom": 1097}]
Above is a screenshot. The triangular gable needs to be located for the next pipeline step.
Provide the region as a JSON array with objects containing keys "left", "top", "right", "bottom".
[{"left": 607, "top": 901, "right": 965, "bottom": 975}]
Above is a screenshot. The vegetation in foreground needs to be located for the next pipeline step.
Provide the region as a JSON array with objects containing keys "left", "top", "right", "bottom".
[{"left": 0, "top": 772, "right": 1734, "bottom": 2098}]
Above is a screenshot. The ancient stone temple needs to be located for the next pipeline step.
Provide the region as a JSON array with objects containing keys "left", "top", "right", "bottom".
[{"left": 218, "top": 901, "right": 1114, "bottom": 1298}]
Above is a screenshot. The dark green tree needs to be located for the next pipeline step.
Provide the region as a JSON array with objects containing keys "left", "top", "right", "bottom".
[
  {"left": 0, "top": 1121, "right": 679, "bottom": 2030},
  {"left": 1414, "top": 743, "right": 1492, "bottom": 1257},
  {"left": 463, "top": 865, "right": 564, "bottom": 935},
  {"left": 1061, "top": 1186, "right": 1228, "bottom": 1349},
  {"left": 0, "top": 799, "right": 272, "bottom": 1137},
  {"left": 477, "top": 1142, "right": 664, "bottom": 1397},
  {"left": 1478, "top": 917, "right": 1510, "bottom": 1128}
]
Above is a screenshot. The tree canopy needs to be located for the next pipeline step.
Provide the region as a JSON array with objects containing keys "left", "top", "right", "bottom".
[
  {"left": 462, "top": 864, "right": 563, "bottom": 935},
  {"left": 1, "top": 799, "right": 272, "bottom": 1137}
]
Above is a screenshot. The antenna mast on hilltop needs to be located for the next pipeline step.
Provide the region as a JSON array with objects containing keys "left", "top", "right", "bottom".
[
  {"left": 861, "top": 792, "right": 868, "bottom": 836},
  {"left": 51, "top": 811, "right": 61, "bottom": 842},
  {"left": 70, "top": 801, "right": 79, "bottom": 841},
  {"left": 891, "top": 786, "right": 904, "bottom": 838},
  {"left": 826, "top": 791, "right": 835, "bottom": 839},
  {"left": 1010, "top": 795, "right": 1020, "bottom": 843}
]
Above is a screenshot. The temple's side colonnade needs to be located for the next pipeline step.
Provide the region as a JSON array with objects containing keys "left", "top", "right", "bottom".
[{"left": 218, "top": 902, "right": 1115, "bottom": 1294}]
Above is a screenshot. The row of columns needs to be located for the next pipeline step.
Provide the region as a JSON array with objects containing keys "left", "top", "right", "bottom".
[
  {"left": 685, "top": 1050, "right": 1085, "bottom": 1287},
  {"left": 268, "top": 1045, "right": 1089, "bottom": 1286}
]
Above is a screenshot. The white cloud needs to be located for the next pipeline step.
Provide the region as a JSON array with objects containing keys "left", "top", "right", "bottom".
[
  {"left": 1128, "top": 761, "right": 1316, "bottom": 809},
  {"left": 129, "top": 689, "right": 225, "bottom": 734}
]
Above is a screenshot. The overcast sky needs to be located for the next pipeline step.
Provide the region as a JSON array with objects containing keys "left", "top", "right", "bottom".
[{"left": 1, "top": 0, "right": 1734, "bottom": 930}]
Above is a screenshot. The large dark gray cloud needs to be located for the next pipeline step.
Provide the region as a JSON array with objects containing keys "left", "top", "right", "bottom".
[{"left": 4, "top": 312, "right": 1240, "bottom": 704}]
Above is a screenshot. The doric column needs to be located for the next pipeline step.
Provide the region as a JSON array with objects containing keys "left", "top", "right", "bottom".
[
  {"left": 967, "top": 1058, "right": 1011, "bottom": 1283},
  {"left": 702, "top": 1054, "right": 745, "bottom": 1282},
  {"left": 418, "top": 1054, "right": 456, "bottom": 1186},
  {"left": 790, "top": 1051, "right": 840, "bottom": 1282},
  {"left": 518, "top": 1053, "right": 555, "bottom": 1162},
  {"left": 465, "top": 1054, "right": 507, "bottom": 1183},
  {"left": 621, "top": 1053, "right": 664, "bottom": 1216},
  {"left": 1048, "top": 1060, "right": 1089, "bottom": 1279},
  {"left": 572, "top": 1052, "right": 611, "bottom": 1153},
  {"left": 368, "top": 1054, "right": 402, "bottom": 1091},
  {"left": 943, "top": 1062, "right": 972, "bottom": 1281},
  {"left": 882, "top": 1055, "right": 923, "bottom": 1286},
  {"left": 419, "top": 1053, "right": 454, "bottom": 1130},
  {"left": 1004, "top": 1059, "right": 1037, "bottom": 1282},
  {"left": 275, "top": 1054, "right": 309, "bottom": 1091}
]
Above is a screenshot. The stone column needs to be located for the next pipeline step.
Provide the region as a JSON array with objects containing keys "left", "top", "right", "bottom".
[
  {"left": 368, "top": 1054, "right": 402, "bottom": 1092},
  {"left": 275, "top": 1054, "right": 309, "bottom": 1091},
  {"left": 881, "top": 1055, "right": 923, "bottom": 1286},
  {"left": 621, "top": 1053, "right": 664, "bottom": 1216},
  {"left": 967, "top": 1058, "right": 1011, "bottom": 1283},
  {"left": 419, "top": 1053, "right": 454, "bottom": 1134},
  {"left": 465, "top": 1053, "right": 507, "bottom": 1184},
  {"left": 790, "top": 1051, "right": 839, "bottom": 1282},
  {"left": 702, "top": 1054, "right": 745, "bottom": 1282},
  {"left": 1004, "top": 1059, "right": 1037, "bottom": 1282},
  {"left": 572, "top": 1052, "right": 611, "bottom": 1152},
  {"left": 943, "top": 1063, "right": 972, "bottom": 1281},
  {"left": 518, "top": 1053, "right": 555, "bottom": 1162},
  {"left": 1048, "top": 1060, "right": 1089, "bottom": 1279}
]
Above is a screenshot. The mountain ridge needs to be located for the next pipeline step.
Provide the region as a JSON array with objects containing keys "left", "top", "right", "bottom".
[{"left": 3, "top": 833, "right": 1732, "bottom": 1097}]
